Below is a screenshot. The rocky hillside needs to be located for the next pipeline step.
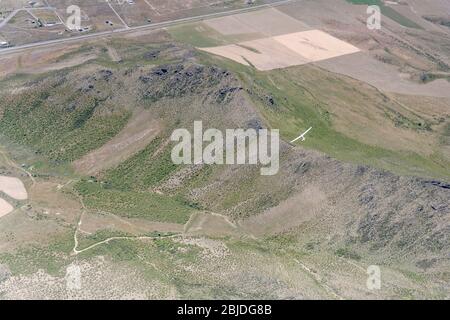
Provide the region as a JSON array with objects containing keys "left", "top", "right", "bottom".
[{"left": 0, "top": 38, "right": 448, "bottom": 299}]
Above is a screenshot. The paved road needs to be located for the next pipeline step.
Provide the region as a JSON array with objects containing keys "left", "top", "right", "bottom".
[{"left": 0, "top": 0, "right": 296, "bottom": 56}]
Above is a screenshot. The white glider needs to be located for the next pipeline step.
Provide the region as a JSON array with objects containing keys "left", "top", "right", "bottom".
[{"left": 290, "top": 127, "right": 312, "bottom": 143}]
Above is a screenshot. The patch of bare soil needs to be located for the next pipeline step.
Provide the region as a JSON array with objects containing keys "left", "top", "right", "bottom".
[
  {"left": 29, "top": 181, "right": 81, "bottom": 224},
  {"left": 176, "top": 237, "right": 230, "bottom": 259},
  {"left": 238, "top": 185, "right": 331, "bottom": 237},
  {"left": 184, "top": 212, "right": 243, "bottom": 238}
]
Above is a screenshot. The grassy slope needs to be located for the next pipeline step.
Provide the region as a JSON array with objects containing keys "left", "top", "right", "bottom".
[
  {"left": 74, "top": 181, "right": 192, "bottom": 224},
  {"left": 192, "top": 50, "right": 450, "bottom": 180},
  {"left": 169, "top": 23, "right": 230, "bottom": 48},
  {"left": 71, "top": 130, "right": 195, "bottom": 224},
  {"left": 0, "top": 83, "right": 130, "bottom": 163},
  {"left": 0, "top": 51, "right": 196, "bottom": 225},
  {"left": 103, "top": 137, "right": 179, "bottom": 192}
]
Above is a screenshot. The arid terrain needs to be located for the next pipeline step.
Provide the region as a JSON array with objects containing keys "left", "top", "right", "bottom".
[{"left": 0, "top": 0, "right": 449, "bottom": 300}]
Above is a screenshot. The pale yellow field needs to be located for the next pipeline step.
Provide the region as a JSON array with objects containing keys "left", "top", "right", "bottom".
[
  {"left": 201, "top": 37, "right": 309, "bottom": 71},
  {"left": 199, "top": 30, "right": 360, "bottom": 71},
  {"left": 274, "top": 30, "right": 360, "bottom": 62},
  {"left": 0, "top": 198, "right": 13, "bottom": 218},
  {"left": 0, "top": 176, "right": 28, "bottom": 200}
]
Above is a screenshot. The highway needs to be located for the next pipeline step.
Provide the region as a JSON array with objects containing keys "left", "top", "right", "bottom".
[{"left": 0, "top": 0, "right": 296, "bottom": 56}]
